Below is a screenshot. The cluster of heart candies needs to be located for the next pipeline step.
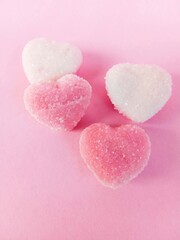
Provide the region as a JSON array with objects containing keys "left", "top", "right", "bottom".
[{"left": 22, "top": 38, "right": 172, "bottom": 189}]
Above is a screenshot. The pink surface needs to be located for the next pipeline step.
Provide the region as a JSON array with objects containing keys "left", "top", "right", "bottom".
[{"left": 0, "top": 0, "right": 180, "bottom": 239}]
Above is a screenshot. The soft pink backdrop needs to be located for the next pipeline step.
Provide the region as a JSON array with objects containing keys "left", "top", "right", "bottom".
[{"left": 0, "top": 0, "right": 180, "bottom": 239}]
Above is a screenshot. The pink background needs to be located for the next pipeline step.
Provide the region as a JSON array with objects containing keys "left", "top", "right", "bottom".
[{"left": 0, "top": 0, "right": 180, "bottom": 239}]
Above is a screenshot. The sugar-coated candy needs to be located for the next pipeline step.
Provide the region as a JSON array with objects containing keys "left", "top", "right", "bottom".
[
  {"left": 79, "top": 123, "right": 151, "bottom": 188},
  {"left": 105, "top": 63, "right": 172, "bottom": 122},
  {"left": 24, "top": 74, "right": 92, "bottom": 131},
  {"left": 22, "top": 38, "right": 83, "bottom": 84}
]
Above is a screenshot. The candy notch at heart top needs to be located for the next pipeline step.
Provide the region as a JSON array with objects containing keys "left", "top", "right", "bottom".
[
  {"left": 80, "top": 123, "right": 151, "bottom": 188},
  {"left": 22, "top": 38, "right": 83, "bottom": 84},
  {"left": 24, "top": 74, "right": 92, "bottom": 131},
  {"left": 105, "top": 63, "right": 172, "bottom": 122}
]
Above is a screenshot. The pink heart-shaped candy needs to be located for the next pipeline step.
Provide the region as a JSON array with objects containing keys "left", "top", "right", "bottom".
[
  {"left": 24, "top": 74, "right": 92, "bottom": 131},
  {"left": 80, "top": 123, "right": 151, "bottom": 188}
]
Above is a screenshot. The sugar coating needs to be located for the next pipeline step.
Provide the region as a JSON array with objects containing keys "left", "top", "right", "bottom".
[
  {"left": 105, "top": 63, "right": 172, "bottom": 122},
  {"left": 79, "top": 123, "right": 151, "bottom": 188},
  {"left": 22, "top": 38, "right": 83, "bottom": 84},
  {"left": 24, "top": 74, "right": 92, "bottom": 131}
]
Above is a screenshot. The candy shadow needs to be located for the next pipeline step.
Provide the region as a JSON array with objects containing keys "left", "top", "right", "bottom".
[
  {"left": 134, "top": 124, "right": 179, "bottom": 183},
  {"left": 75, "top": 51, "right": 130, "bottom": 130}
]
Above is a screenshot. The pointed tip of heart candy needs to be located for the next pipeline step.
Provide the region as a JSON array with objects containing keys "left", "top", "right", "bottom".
[
  {"left": 105, "top": 63, "right": 172, "bottom": 122},
  {"left": 79, "top": 123, "right": 151, "bottom": 189},
  {"left": 22, "top": 38, "right": 83, "bottom": 84},
  {"left": 24, "top": 74, "right": 92, "bottom": 131}
]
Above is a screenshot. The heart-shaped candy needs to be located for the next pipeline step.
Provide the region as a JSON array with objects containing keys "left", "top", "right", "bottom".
[
  {"left": 105, "top": 64, "right": 172, "bottom": 122},
  {"left": 80, "top": 123, "right": 151, "bottom": 188},
  {"left": 24, "top": 74, "right": 92, "bottom": 131},
  {"left": 22, "top": 38, "right": 83, "bottom": 84}
]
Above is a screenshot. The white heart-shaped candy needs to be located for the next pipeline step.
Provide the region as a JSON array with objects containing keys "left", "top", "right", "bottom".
[
  {"left": 22, "top": 38, "right": 83, "bottom": 84},
  {"left": 105, "top": 63, "right": 172, "bottom": 122}
]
